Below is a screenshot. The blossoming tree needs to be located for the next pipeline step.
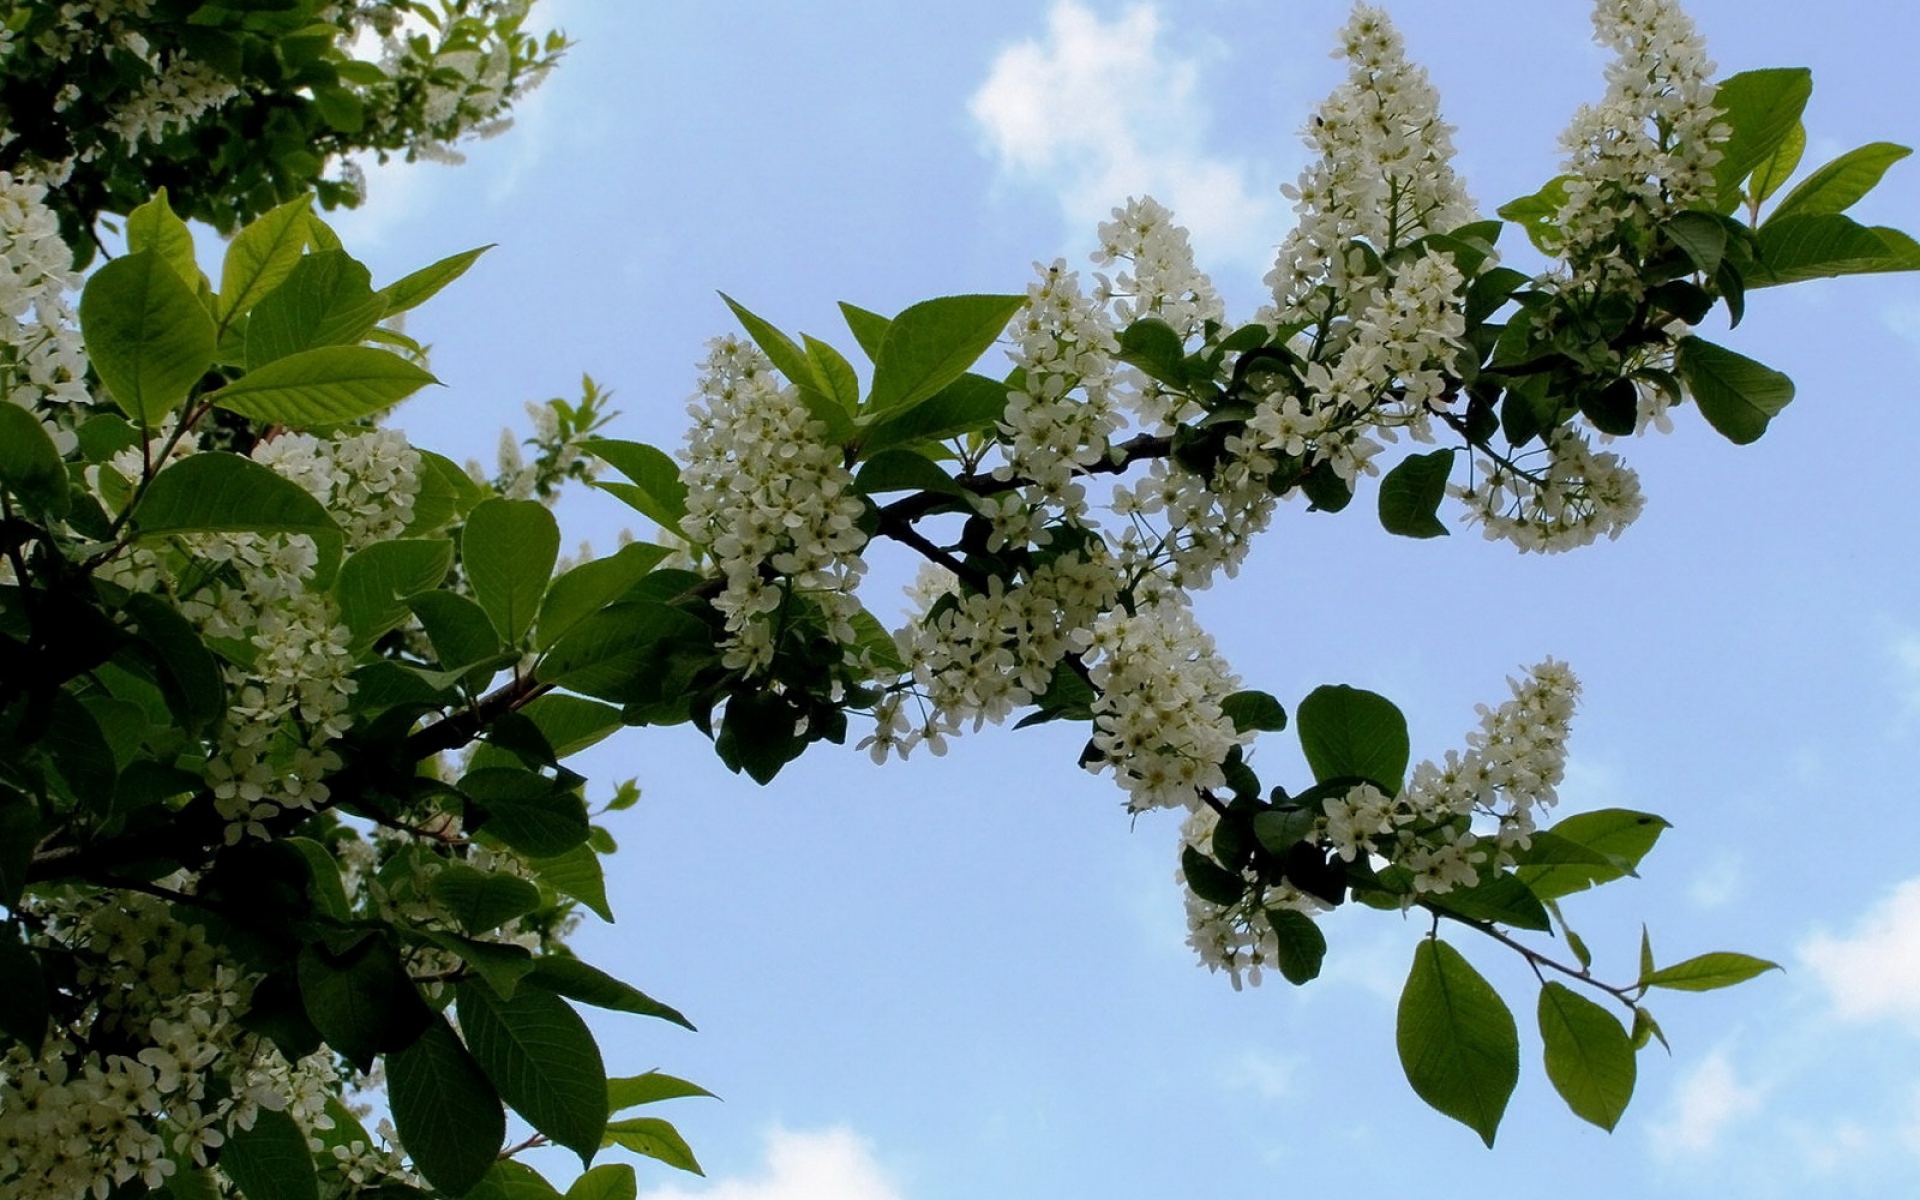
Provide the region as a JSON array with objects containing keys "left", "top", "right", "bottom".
[{"left": 2, "top": 0, "right": 1916, "bottom": 1196}]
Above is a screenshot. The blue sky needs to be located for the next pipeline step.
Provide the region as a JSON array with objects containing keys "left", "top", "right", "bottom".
[{"left": 327, "top": 1, "right": 1920, "bottom": 1195}]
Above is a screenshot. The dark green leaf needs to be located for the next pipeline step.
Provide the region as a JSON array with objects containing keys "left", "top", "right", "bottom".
[
  {"left": 1252, "top": 807, "right": 1316, "bottom": 857},
  {"left": 245, "top": 250, "right": 385, "bottom": 368},
  {"left": 135, "top": 452, "right": 343, "bottom": 584},
  {"left": 0, "top": 933, "right": 48, "bottom": 1050},
  {"left": 1116, "top": 317, "right": 1187, "bottom": 387},
  {"left": 1264, "top": 908, "right": 1327, "bottom": 986},
  {"left": 535, "top": 601, "right": 710, "bottom": 704},
  {"left": 409, "top": 589, "right": 502, "bottom": 674},
  {"left": 1640, "top": 952, "right": 1780, "bottom": 992},
  {"left": 859, "top": 372, "right": 1011, "bottom": 453},
  {"left": 530, "top": 844, "right": 614, "bottom": 922},
  {"left": 1425, "top": 873, "right": 1552, "bottom": 932},
  {"left": 210, "top": 345, "right": 438, "bottom": 427},
  {"left": 1219, "top": 690, "right": 1286, "bottom": 733},
  {"left": 1538, "top": 982, "right": 1636, "bottom": 1130},
  {"left": 462, "top": 769, "right": 591, "bottom": 858},
  {"left": 334, "top": 539, "right": 453, "bottom": 648},
  {"left": 463, "top": 498, "right": 560, "bottom": 647},
  {"left": 715, "top": 688, "right": 807, "bottom": 784},
  {"left": 120, "top": 592, "right": 227, "bottom": 729},
  {"left": 0, "top": 403, "right": 69, "bottom": 516},
  {"left": 379, "top": 246, "right": 492, "bottom": 317},
  {"left": 586, "top": 439, "right": 688, "bottom": 532},
  {"left": 1665, "top": 211, "right": 1728, "bottom": 275},
  {"left": 527, "top": 956, "right": 695, "bottom": 1030},
  {"left": 866, "top": 294, "right": 1025, "bottom": 415},
  {"left": 535, "top": 542, "right": 671, "bottom": 652},
  {"left": 219, "top": 1106, "right": 318, "bottom": 1200},
  {"left": 602, "top": 1117, "right": 703, "bottom": 1176},
  {"left": 854, "top": 448, "right": 962, "bottom": 496},
  {"left": 457, "top": 980, "right": 608, "bottom": 1162},
  {"left": 1748, "top": 213, "right": 1920, "bottom": 286},
  {"left": 468, "top": 1160, "right": 564, "bottom": 1200},
  {"left": 1676, "top": 338, "right": 1794, "bottom": 444},
  {"left": 1181, "top": 845, "right": 1246, "bottom": 906},
  {"left": 0, "top": 793, "right": 44, "bottom": 909},
  {"left": 1377, "top": 449, "right": 1454, "bottom": 539},
  {"left": 430, "top": 863, "right": 543, "bottom": 935},
  {"left": 80, "top": 250, "right": 218, "bottom": 424},
  {"left": 1296, "top": 684, "right": 1409, "bottom": 793},
  {"left": 420, "top": 931, "right": 536, "bottom": 1000},
  {"left": 1397, "top": 938, "right": 1519, "bottom": 1146},
  {"left": 1769, "top": 142, "right": 1912, "bottom": 223},
  {"left": 388, "top": 1015, "right": 505, "bottom": 1197},
  {"left": 297, "top": 935, "right": 413, "bottom": 1072}
]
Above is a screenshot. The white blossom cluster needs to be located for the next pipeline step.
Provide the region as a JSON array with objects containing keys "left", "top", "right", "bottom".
[
  {"left": 1556, "top": 0, "right": 1724, "bottom": 282},
  {"left": 0, "top": 172, "right": 88, "bottom": 444},
  {"left": 255, "top": 427, "right": 422, "bottom": 551},
  {"left": 995, "top": 260, "right": 1123, "bottom": 525},
  {"left": 679, "top": 336, "right": 869, "bottom": 675},
  {"left": 1092, "top": 196, "right": 1225, "bottom": 344},
  {"left": 1176, "top": 803, "right": 1324, "bottom": 990},
  {"left": 1456, "top": 428, "right": 1646, "bottom": 552},
  {"left": 363, "top": 0, "right": 555, "bottom": 166},
  {"left": 1110, "top": 443, "right": 1280, "bottom": 589},
  {"left": 1084, "top": 597, "right": 1246, "bottom": 813},
  {"left": 99, "top": 56, "right": 239, "bottom": 149},
  {"left": 1263, "top": 3, "right": 1478, "bottom": 327}
]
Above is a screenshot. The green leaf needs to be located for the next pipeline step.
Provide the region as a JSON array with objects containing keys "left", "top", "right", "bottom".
[
  {"left": 536, "top": 601, "right": 710, "bottom": 704},
  {"left": 608, "top": 1072, "right": 718, "bottom": 1112},
  {"left": 536, "top": 542, "right": 671, "bottom": 652},
  {"left": 1711, "top": 68, "right": 1814, "bottom": 208},
  {"left": 1515, "top": 809, "right": 1670, "bottom": 900},
  {"left": 125, "top": 188, "right": 205, "bottom": 293},
  {"left": 462, "top": 769, "right": 591, "bottom": 858},
  {"left": 0, "top": 403, "right": 69, "bottom": 516},
  {"left": 457, "top": 980, "right": 608, "bottom": 1162},
  {"left": 244, "top": 250, "right": 386, "bottom": 369},
  {"left": 419, "top": 931, "right": 536, "bottom": 1000},
  {"left": 527, "top": 956, "right": 695, "bottom": 1030},
  {"left": 388, "top": 1015, "right": 506, "bottom": 1198},
  {"left": 866, "top": 294, "right": 1025, "bottom": 415},
  {"left": 719, "top": 293, "right": 816, "bottom": 384},
  {"left": 1676, "top": 338, "right": 1795, "bottom": 445},
  {"left": 858, "top": 372, "right": 1011, "bottom": 454},
  {"left": 1631, "top": 1005, "right": 1670, "bottom": 1052},
  {"left": 1180, "top": 845, "right": 1246, "bottom": 906},
  {"left": 565, "top": 1164, "right": 638, "bottom": 1200},
  {"left": 1116, "top": 317, "right": 1187, "bottom": 387},
  {"left": 312, "top": 85, "right": 365, "bottom": 133},
  {"left": 297, "top": 936, "right": 414, "bottom": 1073},
  {"left": 839, "top": 302, "right": 891, "bottom": 361},
  {"left": 283, "top": 837, "right": 351, "bottom": 921},
  {"left": 1748, "top": 213, "right": 1920, "bottom": 286},
  {"left": 1496, "top": 176, "right": 1570, "bottom": 255},
  {"left": 530, "top": 844, "right": 614, "bottom": 922},
  {"left": 409, "top": 589, "right": 502, "bottom": 674},
  {"left": 1745, "top": 121, "right": 1806, "bottom": 208},
  {"left": 1296, "top": 684, "right": 1410, "bottom": 793},
  {"left": 586, "top": 439, "right": 688, "bottom": 532},
  {"left": 854, "top": 448, "right": 961, "bottom": 496},
  {"left": 1397, "top": 938, "right": 1519, "bottom": 1146},
  {"left": 463, "top": 498, "right": 560, "bottom": 647},
  {"left": 218, "top": 1106, "right": 319, "bottom": 1200},
  {"left": 430, "top": 863, "right": 543, "bottom": 934},
  {"left": 1665, "top": 211, "right": 1728, "bottom": 276},
  {"left": 512, "top": 694, "right": 627, "bottom": 760},
  {"left": 715, "top": 688, "right": 808, "bottom": 784},
  {"left": 210, "top": 345, "right": 438, "bottom": 427},
  {"left": 379, "top": 245, "right": 492, "bottom": 317},
  {"left": 135, "top": 452, "right": 343, "bottom": 584},
  {"left": 1377, "top": 449, "right": 1454, "bottom": 539},
  {"left": 804, "top": 333, "right": 861, "bottom": 412},
  {"left": 219, "top": 195, "right": 314, "bottom": 324},
  {"left": 848, "top": 606, "right": 907, "bottom": 677},
  {"left": 334, "top": 539, "right": 453, "bottom": 648},
  {"left": 80, "top": 250, "right": 218, "bottom": 424},
  {"left": 1252, "top": 807, "right": 1315, "bottom": 857},
  {"left": 1425, "top": 873, "right": 1552, "bottom": 932},
  {"left": 1220, "top": 690, "right": 1287, "bottom": 734},
  {"left": 1538, "top": 982, "right": 1636, "bottom": 1131},
  {"left": 1640, "top": 952, "right": 1780, "bottom": 992},
  {"left": 602, "top": 1117, "right": 703, "bottom": 1176},
  {"left": 1264, "top": 908, "right": 1327, "bottom": 986},
  {"left": 469, "top": 1160, "right": 564, "bottom": 1200},
  {"left": 1769, "top": 142, "right": 1912, "bottom": 223}
]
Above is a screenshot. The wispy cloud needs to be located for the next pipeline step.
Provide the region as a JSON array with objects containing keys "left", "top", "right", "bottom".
[
  {"left": 968, "top": 1, "right": 1287, "bottom": 274},
  {"left": 645, "top": 1127, "right": 905, "bottom": 1200},
  {"left": 1651, "top": 1051, "right": 1764, "bottom": 1158},
  {"left": 1801, "top": 877, "right": 1920, "bottom": 1034}
]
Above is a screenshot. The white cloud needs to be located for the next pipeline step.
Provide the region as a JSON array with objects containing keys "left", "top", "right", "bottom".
[
  {"left": 1651, "top": 1051, "right": 1764, "bottom": 1158},
  {"left": 1801, "top": 877, "right": 1920, "bottom": 1033},
  {"left": 645, "top": 1127, "right": 905, "bottom": 1200},
  {"left": 968, "top": 1, "right": 1285, "bottom": 272}
]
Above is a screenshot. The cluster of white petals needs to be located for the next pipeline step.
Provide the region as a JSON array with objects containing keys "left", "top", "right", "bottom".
[
  {"left": 1456, "top": 428, "right": 1645, "bottom": 552},
  {"left": 101, "top": 57, "right": 239, "bottom": 148},
  {"left": 1085, "top": 597, "right": 1246, "bottom": 812},
  {"left": 1557, "top": 0, "right": 1723, "bottom": 280},
  {"left": 996, "top": 260, "right": 1123, "bottom": 523},
  {"left": 0, "top": 172, "right": 88, "bottom": 443},
  {"left": 1092, "top": 196, "right": 1224, "bottom": 343},
  {"left": 1176, "top": 804, "right": 1325, "bottom": 990},
  {"left": 679, "top": 336, "right": 869, "bottom": 674}
]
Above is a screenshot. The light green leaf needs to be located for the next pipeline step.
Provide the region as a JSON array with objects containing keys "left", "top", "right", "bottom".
[
  {"left": 720, "top": 293, "right": 815, "bottom": 385},
  {"left": 218, "top": 1107, "right": 318, "bottom": 1200},
  {"left": 858, "top": 372, "right": 1010, "bottom": 455},
  {"left": 245, "top": 250, "right": 386, "bottom": 369},
  {"left": 378, "top": 245, "right": 493, "bottom": 317},
  {"left": 1748, "top": 213, "right": 1920, "bottom": 286},
  {"left": 608, "top": 1072, "right": 718, "bottom": 1113},
  {"left": 565, "top": 1164, "right": 638, "bottom": 1200},
  {"left": 1515, "top": 809, "right": 1670, "bottom": 900},
  {"left": 1640, "top": 952, "right": 1780, "bottom": 992},
  {"left": 388, "top": 1015, "right": 505, "bottom": 1198},
  {"left": 1711, "top": 68, "right": 1814, "bottom": 209},
  {"left": 125, "top": 188, "right": 205, "bottom": 293},
  {"left": 1397, "top": 939, "right": 1519, "bottom": 1147},
  {"left": 1745, "top": 121, "right": 1806, "bottom": 208},
  {"left": 535, "top": 542, "right": 671, "bottom": 652},
  {"left": 457, "top": 981, "right": 608, "bottom": 1163},
  {"left": 1538, "top": 982, "right": 1636, "bottom": 1130},
  {"left": 804, "top": 333, "right": 861, "bottom": 411},
  {"left": 602, "top": 1117, "right": 703, "bottom": 1177},
  {"left": 1295, "top": 684, "right": 1410, "bottom": 793},
  {"left": 80, "top": 250, "right": 218, "bottom": 424},
  {"left": 1496, "top": 176, "right": 1571, "bottom": 255},
  {"left": 210, "top": 345, "right": 438, "bottom": 427},
  {"left": 527, "top": 956, "right": 695, "bottom": 1030},
  {"left": 530, "top": 844, "right": 614, "bottom": 922},
  {"left": 469, "top": 1160, "right": 564, "bottom": 1200},
  {"left": 463, "top": 498, "right": 560, "bottom": 646},
  {"left": 220, "top": 195, "right": 314, "bottom": 324},
  {"left": 586, "top": 439, "right": 688, "bottom": 532},
  {"left": 866, "top": 294, "right": 1025, "bottom": 415},
  {"left": 1769, "top": 142, "right": 1912, "bottom": 224},
  {"left": 333, "top": 538, "right": 453, "bottom": 648},
  {"left": 1377, "top": 449, "right": 1454, "bottom": 539},
  {"left": 1676, "top": 338, "right": 1795, "bottom": 445},
  {"left": 0, "top": 403, "right": 68, "bottom": 516},
  {"left": 135, "top": 452, "right": 343, "bottom": 585},
  {"left": 839, "top": 302, "right": 891, "bottom": 361},
  {"left": 431, "top": 863, "right": 543, "bottom": 934}
]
